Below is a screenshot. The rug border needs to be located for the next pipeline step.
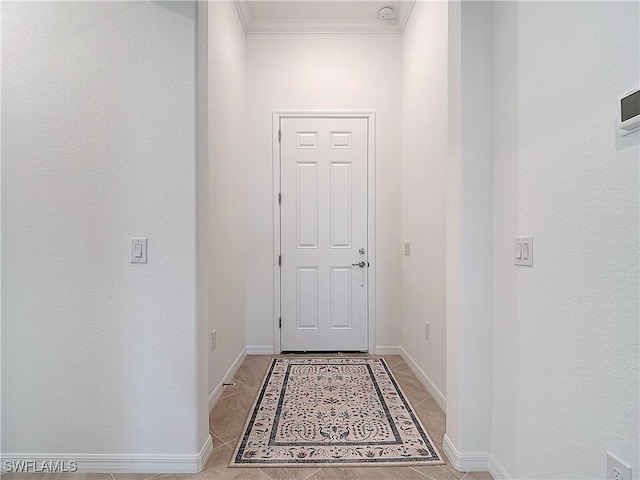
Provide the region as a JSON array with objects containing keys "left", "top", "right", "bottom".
[{"left": 228, "top": 356, "right": 445, "bottom": 469}]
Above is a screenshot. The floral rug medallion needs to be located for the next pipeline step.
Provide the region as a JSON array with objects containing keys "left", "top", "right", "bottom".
[{"left": 230, "top": 357, "right": 444, "bottom": 467}]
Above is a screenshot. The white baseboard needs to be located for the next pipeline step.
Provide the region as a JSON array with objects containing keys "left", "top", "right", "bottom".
[
  {"left": 246, "top": 345, "right": 274, "bottom": 355},
  {"left": 1, "top": 436, "right": 214, "bottom": 474},
  {"left": 442, "top": 433, "right": 490, "bottom": 473},
  {"left": 399, "top": 347, "right": 447, "bottom": 414},
  {"left": 209, "top": 347, "right": 247, "bottom": 411},
  {"left": 196, "top": 436, "right": 214, "bottom": 473},
  {"left": 489, "top": 455, "right": 511, "bottom": 480},
  {"left": 374, "top": 345, "right": 402, "bottom": 355}
]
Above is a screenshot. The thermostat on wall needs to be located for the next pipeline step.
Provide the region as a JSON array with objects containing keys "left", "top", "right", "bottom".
[{"left": 619, "top": 87, "right": 640, "bottom": 135}]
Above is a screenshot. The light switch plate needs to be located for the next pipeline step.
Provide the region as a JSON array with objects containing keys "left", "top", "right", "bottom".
[
  {"left": 131, "top": 238, "right": 147, "bottom": 264},
  {"left": 404, "top": 242, "right": 411, "bottom": 256},
  {"left": 514, "top": 236, "right": 533, "bottom": 266}
]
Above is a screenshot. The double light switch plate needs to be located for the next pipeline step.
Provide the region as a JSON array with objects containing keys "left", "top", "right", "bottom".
[{"left": 514, "top": 236, "right": 533, "bottom": 266}]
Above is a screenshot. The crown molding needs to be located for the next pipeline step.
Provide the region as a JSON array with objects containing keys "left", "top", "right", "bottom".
[
  {"left": 234, "top": 0, "right": 252, "bottom": 33},
  {"left": 396, "top": 0, "right": 415, "bottom": 32},
  {"left": 234, "top": 1, "right": 415, "bottom": 35}
]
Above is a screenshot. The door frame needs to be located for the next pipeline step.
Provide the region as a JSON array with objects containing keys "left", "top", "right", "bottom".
[{"left": 272, "top": 111, "right": 377, "bottom": 354}]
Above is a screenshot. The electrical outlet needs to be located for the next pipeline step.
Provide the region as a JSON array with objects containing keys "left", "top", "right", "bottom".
[
  {"left": 211, "top": 330, "right": 217, "bottom": 351},
  {"left": 424, "top": 322, "right": 430, "bottom": 341},
  {"left": 607, "top": 452, "right": 632, "bottom": 480}
]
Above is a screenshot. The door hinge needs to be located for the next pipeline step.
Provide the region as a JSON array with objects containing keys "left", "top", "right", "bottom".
[
  {"left": 278, "top": 130, "right": 281, "bottom": 142},
  {"left": 279, "top": 255, "right": 282, "bottom": 266},
  {"left": 278, "top": 192, "right": 281, "bottom": 204},
  {"left": 279, "top": 317, "right": 282, "bottom": 329}
]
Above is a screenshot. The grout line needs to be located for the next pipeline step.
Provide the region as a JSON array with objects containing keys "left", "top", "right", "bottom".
[
  {"left": 218, "top": 387, "right": 255, "bottom": 401},
  {"left": 232, "top": 378, "right": 254, "bottom": 390},
  {"left": 109, "top": 474, "right": 159, "bottom": 480},
  {"left": 300, "top": 468, "right": 321, "bottom": 480},
  {"left": 211, "top": 431, "right": 231, "bottom": 448},
  {"left": 392, "top": 368, "right": 417, "bottom": 379},
  {"left": 412, "top": 393, "right": 433, "bottom": 408},
  {"left": 408, "top": 466, "right": 433, "bottom": 478}
]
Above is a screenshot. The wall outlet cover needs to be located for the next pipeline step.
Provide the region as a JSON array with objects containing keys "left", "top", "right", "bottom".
[{"left": 607, "top": 452, "right": 632, "bottom": 480}]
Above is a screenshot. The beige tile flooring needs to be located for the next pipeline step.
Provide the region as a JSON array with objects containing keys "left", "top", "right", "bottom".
[
  {"left": 2, "top": 355, "right": 493, "bottom": 480},
  {"left": 202, "top": 353, "right": 492, "bottom": 480}
]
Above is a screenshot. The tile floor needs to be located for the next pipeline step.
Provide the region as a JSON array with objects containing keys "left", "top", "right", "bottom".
[{"left": 2, "top": 354, "right": 493, "bottom": 480}]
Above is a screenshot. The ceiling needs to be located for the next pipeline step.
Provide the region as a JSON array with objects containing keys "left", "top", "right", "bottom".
[{"left": 234, "top": 0, "right": 415, "bottom": 34}]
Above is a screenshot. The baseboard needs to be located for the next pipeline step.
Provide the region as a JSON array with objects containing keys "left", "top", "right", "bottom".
[
  {"left": 489, "top": 455, "right": 511, "bottom": 480},
  {"left": 246, "top": 345, "right": 274, "bottom": 355},
  {"left": 442, "top": 433, "right": 490, "bottom": 472},
  {"left": 1, "top": 436, "right": 214, "bottom": 473},
  {"left": 195, "top": 435, "right": 214, "bottom": 473},
  {"left": 209, "top": 347, "right": 247, "bottom": 411},
  {"left": 374, "top": 345, "right": 402, "bottom": 355},
  {"left": 399, "top": 347, "right": 447, "bottom": 414}
]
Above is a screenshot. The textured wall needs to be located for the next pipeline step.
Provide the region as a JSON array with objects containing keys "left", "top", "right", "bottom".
[
  {"left": 445, "top": 0, "right": 494, "bottom": 455},
  {"left": 2, "top": 2, "right": 203, "bottom": 455},
  {"left": 491, "top": 2, "right": 639, "bottom": 478},
  {"left": 245, "top": 33, "right": 402, "bottom": 351},
  {"left": 400, "top": 1, "right": 449, "bottom": 398},
  {"left": 207, "top": 1, "right": 247, "bottom": 394}
]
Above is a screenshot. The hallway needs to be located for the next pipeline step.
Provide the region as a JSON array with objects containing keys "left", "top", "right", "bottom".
[
  {"left": 2, "top": 1, "right": 637, "bottom": 478},
  {"left": 207, "top": 354, "right": 492, "bottom": 480}
]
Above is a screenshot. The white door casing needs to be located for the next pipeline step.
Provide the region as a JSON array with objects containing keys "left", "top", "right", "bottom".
[{"left": 273, "top": 113, "right": 376, "bottom": 352}]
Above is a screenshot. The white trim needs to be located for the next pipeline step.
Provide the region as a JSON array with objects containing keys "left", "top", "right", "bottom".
[
  {"left": 0, "top": 437, "right": 214, "bottom": 474},
  {"left": 399, "top": 347, "right": 447, "bottom": 414},
  {"left": 374, "top": 345, "right": 402, "bottom": 355},
  {"left": 442, "top": 433, "right": 490, "bottom": 473},
  {"left": 396, "top": 0, "right": 416, "bottom": 32},
  {"left": 489, "top": 455, "right": 512, "bottom": 480},
  {"left": 243, "top": 18, "right": 404, "bottom": 35},
  {"left": 208, "top": 347, "right": 247, "bottom": 412},
  {"left": 195, "top": 437, "right": 214, "bottom": 473},
  {"left": 272, "top": 112, "right": 282, "bottom": 354},
  {"left": 233, "top": 0, "right": 251, "bottom": 34},
  {"left": 366, "top": 113, "right": 377, "bottom": 355},
  {"left": 234, "top": 0, "right": 415, "bottom": 35},
  {"left": 246, "top": 345, "right": 275, "bottom": 355},
  {"left": 272, "top": 111, "right": 377, "bottom": 355}
]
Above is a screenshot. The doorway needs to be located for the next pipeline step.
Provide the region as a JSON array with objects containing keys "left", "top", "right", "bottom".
[{"left": 272, "top": 112, "right": 377, "bottom": 353}]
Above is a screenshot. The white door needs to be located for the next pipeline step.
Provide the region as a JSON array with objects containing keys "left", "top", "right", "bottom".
[{"left": 280, "top": 117, "right": 368, "bottom": 351}]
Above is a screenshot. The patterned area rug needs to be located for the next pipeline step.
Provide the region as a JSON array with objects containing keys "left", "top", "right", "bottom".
[{"left": 230, "top": 357, "right": 444, "bottom": 467}]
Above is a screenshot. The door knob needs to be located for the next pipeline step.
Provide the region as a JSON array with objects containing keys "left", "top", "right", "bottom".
[{"left": 352, "top": 261, "right": 366, "bottom": 268}]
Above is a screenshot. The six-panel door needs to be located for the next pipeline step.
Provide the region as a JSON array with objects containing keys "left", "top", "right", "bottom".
[{"left": 280, "top": 117, "right": 368, "bottom": 351}]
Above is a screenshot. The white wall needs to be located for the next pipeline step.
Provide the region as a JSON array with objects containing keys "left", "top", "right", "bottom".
[
  {"left": 207, "top": 1, "right": 247, "bottom": 396},
  {"left": 491, "top": 2, "right": 639, "bottom": 479},
  {"left": 245, "top": 33, "right": 402, "bottom": 352},
  {"left": 2, "top": 1, "right": 208, "bottom": 458},
  {"left": 400, "top": 1, "right": 449, "bottom": 401},
  {"left": 445, "top": 0, "right": 494, "bottom": 459}
]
